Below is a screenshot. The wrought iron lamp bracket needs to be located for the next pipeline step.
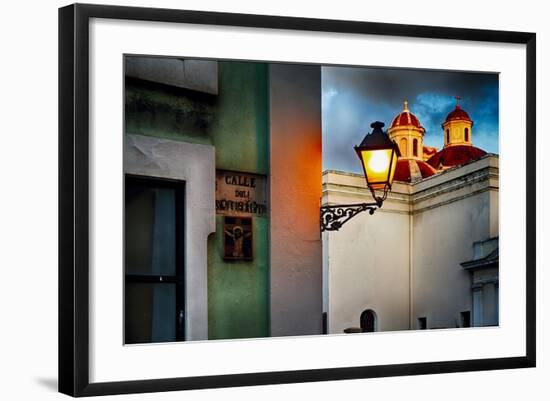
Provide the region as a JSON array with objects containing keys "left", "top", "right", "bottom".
[{"left": 320, "top": 196, "right": 384, "bottom": 232}]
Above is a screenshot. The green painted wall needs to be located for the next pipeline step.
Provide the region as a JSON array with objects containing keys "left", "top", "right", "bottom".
[
  {"left": 208, "top": 62, "right": 270, "bottom": 340},
  {"left": 209, "top": 63, "right": 269, "bottom": 175},
  {"left": 125, "top": 61, "right": 270, "bottom": 340},
  {"left": 207, "top": 217, "right": 269, "bottom": 339}
]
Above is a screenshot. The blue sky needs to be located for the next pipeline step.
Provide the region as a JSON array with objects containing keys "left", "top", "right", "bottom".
[{"left": 322, "top": 66, "right": 499, "bottom": 174}]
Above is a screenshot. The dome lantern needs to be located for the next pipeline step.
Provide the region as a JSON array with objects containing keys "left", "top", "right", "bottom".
[
  {"left": 442, "top": 96, "right": 474, "bottom": 148},
  {"left": 427, "top": 97, "right": 486, "bottom": 170},
  {"left": 388, "top": 100, "right": 426, "bottom": 161}
]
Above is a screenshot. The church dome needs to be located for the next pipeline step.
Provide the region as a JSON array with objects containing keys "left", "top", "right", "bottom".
[
  {"left": 444, "top": 104, "right": 472, "bottom": 123},
  {"left": 390, "top": 101, "right": 424, "bottom": 131},
  {"left": 394, "top": 159, "right": 437, "bottom": 183},
  {"left": 427, "top": 145, "right": 486, "bottom": 169}
]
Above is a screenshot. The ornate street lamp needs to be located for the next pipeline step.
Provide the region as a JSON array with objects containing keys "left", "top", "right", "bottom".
[{"left": 321, "top": 121, "right": 400, "bottom": 232}]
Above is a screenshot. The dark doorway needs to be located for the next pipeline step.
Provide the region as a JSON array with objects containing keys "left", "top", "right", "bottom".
[
  {"left": 460, "top": 311, "right": 471, "bottom": 328},
  {"left": 124, "top": 175, "right": 185, "bottom": 344},
  {"left": 360, "top": 309, "right": 376, "bottom": 332},
  {"left": 418, "top": 317, "right": 427, "bottom": 330}
]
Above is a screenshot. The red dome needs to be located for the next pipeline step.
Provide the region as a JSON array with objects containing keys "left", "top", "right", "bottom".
[
  {"left": 394, "top": 159, "right": 437, "bottom": 183},
  {"left": 445, "top": 105, "right": 472, "bottom": 123},
  {"left": 390, "top": 111, "right": 423, "bottom": 129},
  {"left": 427, "top": 145, "right": 486, "bottom": 169},
  {"left": 390, "top": 101, "right": 424, "bottom": 130}
]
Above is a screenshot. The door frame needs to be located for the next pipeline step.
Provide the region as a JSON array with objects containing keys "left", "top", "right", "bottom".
[{"left": 124, "top": 174, "right": 186, "bottom": 342}]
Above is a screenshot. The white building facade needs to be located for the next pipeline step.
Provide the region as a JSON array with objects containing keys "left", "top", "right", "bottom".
[{"left": 322, "top": 154, "right": 499, "bottom": 334}]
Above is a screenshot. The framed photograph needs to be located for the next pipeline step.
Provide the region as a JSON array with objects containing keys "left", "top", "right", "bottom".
[{"left": 59, "top": 3, "right": 536, "bottom": 397}]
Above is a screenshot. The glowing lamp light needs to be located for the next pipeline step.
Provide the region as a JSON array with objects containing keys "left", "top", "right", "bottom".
[
  {"left": 354, "top": 121, "right": 400, "bottom": 197},
  {"left": 321, "top": 121, "right": 399, "bottom": 231},
  {"left": 365, "top": 149, "right": 391, "bottom": 173}
]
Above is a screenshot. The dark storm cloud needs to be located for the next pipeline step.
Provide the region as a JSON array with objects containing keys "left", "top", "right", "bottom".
[{"left": 322, "top": 66, "right": 499, "bottom": 173}]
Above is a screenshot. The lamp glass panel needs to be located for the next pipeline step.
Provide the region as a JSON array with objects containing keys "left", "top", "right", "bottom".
[
  {"left": 360, "top": 148, "right": 392, "bottom": 188},
  {"left": 387, "top": 150, "right": 398, "bottom": 187}
]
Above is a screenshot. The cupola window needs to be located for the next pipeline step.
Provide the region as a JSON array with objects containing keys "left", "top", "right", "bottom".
[{"left": 399, "top": 138, "right": 408, "bottom": 157}]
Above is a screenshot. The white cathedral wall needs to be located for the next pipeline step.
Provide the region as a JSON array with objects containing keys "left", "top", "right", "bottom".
[
  {"left": 322, "top": 155, "right": 499, "bottom": 334},
  {"left": 323, "top": 172, "right": 411, "bottom": 334},
  {"left": 489, "top": 170, "right": 500, "bottom": 239},
  {"left": 411, "top": 156, "right": 499, "bottom": 329}
]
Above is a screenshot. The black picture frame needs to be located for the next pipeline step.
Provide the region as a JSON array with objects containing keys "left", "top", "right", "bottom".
[{"left": 59, "top": 3, "right": 536, "bottom": 397}]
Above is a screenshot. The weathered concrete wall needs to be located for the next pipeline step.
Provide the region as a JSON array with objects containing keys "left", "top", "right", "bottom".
[
  {"left": 269, "top": 64, "right": 323, "bottom": 336},
  {"left": 124, "top": 134, "right": 216, "bottom": 341},
  {"left": 125, "top": 73, "right": 216, "bottom": 145},
  {"left": 126, "top": 57, "right": 218, "bottom": 94}
]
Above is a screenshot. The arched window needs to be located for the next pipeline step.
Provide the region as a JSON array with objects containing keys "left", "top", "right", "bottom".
[
  {"left": 413, "top": 138, "right": 418, "bottom": 157},
  {"left": 399, "top": 138, "right": 408, "bottom": 157},
  {"left": 446, "top": 129, "right": 450, "bottom": 144},
  {"left": 464, "top": 127, "right": 469, "bottom": 142},
  {"left": 360, "top": 309, "right": 377, "bottom": 333}
]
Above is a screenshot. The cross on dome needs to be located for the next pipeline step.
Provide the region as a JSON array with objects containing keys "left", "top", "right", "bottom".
[{"left": 455, "top": 95, "right": 461, "bottom": 108}]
